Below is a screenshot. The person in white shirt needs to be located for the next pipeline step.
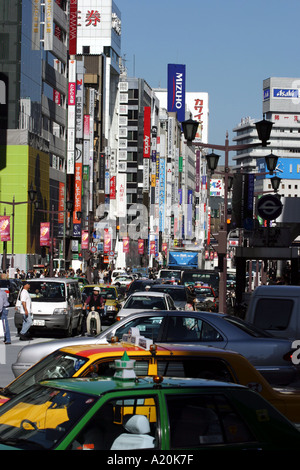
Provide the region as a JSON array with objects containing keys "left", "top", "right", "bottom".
[{"left": 19, "top": 283, "right": 33, "bottom": 341}]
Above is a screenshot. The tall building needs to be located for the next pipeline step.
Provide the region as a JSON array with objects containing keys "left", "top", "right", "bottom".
[
  {"left": 233, "top": 77, "right": 300, "bottom": 197},
  {"left": 0, "top": 0, "right": 69, "bottom": 270}
]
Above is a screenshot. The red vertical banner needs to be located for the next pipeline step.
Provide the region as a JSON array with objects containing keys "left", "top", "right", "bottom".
[
  {"left": 40, "top": 222, "right": 50, "bottom": 246},
  {"left": 110, "top": 176, "right": 116, "bottom": 199},
  {"left": 0, "top": 216, "right": 10, "bottom": 241},
  {"left": 162, "top": 243, "right": 168, "bottom": 255},
  {"left": 123, "top": 237, "right": 129, "bottom": 253},
  {"left": 58, "top": 182, "right": 65, "bottom": 224},
  {"left": 69, "top": 0, "right": 77, "bottom": 55},
  {"left": 138, "top": 239, "right": 144, "bottom": 255},
  {"left": 81, "top": 230, "right": 89, "bottom": 250},
  {"left": 104, "top": 229, "right": 111, "bottom": 253},
  {"left": 143, "top": 106, "right": 151, "bottom": 158},
  {"left": 73, "top": 162, "right": 82, "bottom": 225},
  {"left": 150, "top": 240, "right": 156, "bottom": 255}
]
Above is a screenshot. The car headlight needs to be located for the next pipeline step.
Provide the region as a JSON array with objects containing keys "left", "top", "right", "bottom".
[
  {"left": 53, "top": 308, "right": 69, "bottom": 315},
  {"left": 106, "top": 305, "right": 117, "bottom": 311}
]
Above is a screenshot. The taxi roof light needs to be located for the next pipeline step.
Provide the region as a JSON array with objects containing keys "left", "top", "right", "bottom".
[
  {"left": 113, "top": 351, "right": 136, "bottom": 382},
  {"left": 121, "top": 329, "right": 154, "bottom": 351}
]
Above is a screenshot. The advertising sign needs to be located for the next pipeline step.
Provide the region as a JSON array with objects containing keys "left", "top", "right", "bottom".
[
  {"left": 81, "top": 230, "right": 89, "bottom": 250},
  {"left": 123, "top": 237, "right": 129, "bottom": 253},
  {"left": 40, "top": 222, "right": 50, "bottom": 246},
  {"left": 143, "top": 107, "right": 151, "bottom": 158},
  {"left": 0, "top": 216, "right": 10, "bottom": 242},
  {"left": 138, "top": 239, "right": 144, "bottom": 254},
  {"left": 167, "top": 64, "right": 186, "bottom": 122}
]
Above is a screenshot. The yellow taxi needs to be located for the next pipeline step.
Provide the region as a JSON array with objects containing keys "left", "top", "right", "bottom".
[{"left": 1, "top": 330, "right": 300, "bottom": 427}]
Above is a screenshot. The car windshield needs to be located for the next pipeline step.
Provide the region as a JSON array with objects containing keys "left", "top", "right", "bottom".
[
  {"left": 0, "top": 384, "right": 96, "bottom": 449},
  {"left": 26, "top": 282, "right": 65, "bottom": 302},
  {"left": 159, "top": 270, "right": 181, "bottom": 280},
  {"left": 150, "top": 288, "right": 187, "bottom": 301},
  {"left": 3, "top": 351, "right": 88, "bottom": 398},
  {"left": 83, "top": 287, "right": 117, "bottom": 300},
  {"left": 194, "top": 287, "right": 214, "bottom": 297},
  {"left": 224, "top": 315, "right": 273, "bottom": 338},
  {"left": 123, "top": 296, "right": 166, "bottom": 310}
]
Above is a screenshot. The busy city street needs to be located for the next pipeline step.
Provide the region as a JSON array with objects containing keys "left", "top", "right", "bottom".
[{"left": 0, "top": 0, "right": 300, "bottom": 454}]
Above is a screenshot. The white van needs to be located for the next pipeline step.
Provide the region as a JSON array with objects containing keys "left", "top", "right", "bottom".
[
  {"left": 245, "top": 285, "right": 300, "bottom": 340},
  {"left": 15, "top": 278, "right": 83, "bottom": 337}
]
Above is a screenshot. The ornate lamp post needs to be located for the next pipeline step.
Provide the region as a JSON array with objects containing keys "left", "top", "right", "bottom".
[
  {"left": 34, "top": 199, "right": 73, "bottom": 276},
  {"left": 182, "top": 118, "right": 274, "bottom": 313},
  {"left": 0, "top": 185, "right": 37, "bottom": 269}
]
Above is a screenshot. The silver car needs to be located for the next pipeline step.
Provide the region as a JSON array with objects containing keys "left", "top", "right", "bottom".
[
  {"left": 116, "top": 291, "right": 177, "bottom": 320},
  {"left": 12, "top": 311, "right": 299, "bottom": 387}
]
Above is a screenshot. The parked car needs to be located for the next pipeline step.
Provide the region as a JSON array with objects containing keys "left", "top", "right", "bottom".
[
  {"left": 149, "top": 284, "right": 188, "bottom": 310},
  {"left": 111, "top": 275, "right": 134, "bottom": 288},
  {"left": 0, "top": 369, "right": 300, "bottom": 450},
  {"left": 116, "top": 292, "right": 177, "bottom": 320},
  {"left": 81, "top": 285, "right": 123, "bottom": 325},
  {"left": 12, "top": 310, "right": 299, "bottom": 386},
  {"left": 4, "top": 334, "right": 300, "bottom": 426},
  {"left": 0, "top": 279, "right": 22, "bottom": 306},
  {"left": 14, "top": 278, "right": 83, "bottom": 337}
]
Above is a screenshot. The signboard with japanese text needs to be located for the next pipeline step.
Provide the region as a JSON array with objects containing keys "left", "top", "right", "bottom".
[
  {"left": 185, "top": 92, "right": 209, "bottom": 143},
  {"left": 77, "top": 0, "right": 121, "bottom": 57},
  {"left": 167, "top": 64, "right": 186, "bottom": 122}
]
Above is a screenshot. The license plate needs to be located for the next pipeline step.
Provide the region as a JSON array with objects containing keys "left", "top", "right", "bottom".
[{"left": 33, "top": 319, "right": 45, "bottom": 326}]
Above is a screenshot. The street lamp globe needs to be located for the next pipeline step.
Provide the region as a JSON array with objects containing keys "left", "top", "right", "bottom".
[
  {"left": 271, "top": 175, "right": 281, "bottom": 192},
  {"left": 264, "top": 152, "right": 278, "bottom": 174},
  {"left": 182, "top": 119, "right": 199, "bottom": 142},
  {"left": 206, "top": 152, "right": 220, "bottom": 173},
  {"left": 255, "top": 118, "right": 273, "bottom": 147}
]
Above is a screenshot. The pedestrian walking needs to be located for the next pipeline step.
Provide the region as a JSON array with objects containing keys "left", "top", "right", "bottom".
[
  {"left": 19, "top": 283, "right": 33, "bottom": 341},
  {"left": 0, "top": 289, "right": 11, "bottom": 344}
]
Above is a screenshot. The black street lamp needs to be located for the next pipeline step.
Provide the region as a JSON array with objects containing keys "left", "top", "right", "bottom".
[
  {"left": 271, "top": 175, "right": 281, "bottom": 192},
  {"left": 182, "top": 117, "right": 274, "bottom": 314},
  {"left": 34, "top": 200, "right": 73, "bottom": 276},
  {"left": 265, "top": 153, "right": 279, "bottom": 175},
  {"left": 0, "top": 184, "right": 37, "bottom": 269}
]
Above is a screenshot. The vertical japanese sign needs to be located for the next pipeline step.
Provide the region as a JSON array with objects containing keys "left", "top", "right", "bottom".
[
  {"left": 73, "top": 162, "right": 82, "bottom": 236},
  {"left": 67, "top": 59, "right": 76, "bottom": 174},
  {"left": 31, "top": 0, "right": 40, "bottom": 50},
  {"left": 69, "top": 0, "right": 77, "bottom": 55},
  {"left": 0, "top": 217, "right": 10, "bottom": 241},
  {"left": 187, "top": 190, "right": 193, "bottom": 238},
  {"left": 44, "top": 0, "right": 53, "bottom": 50},
  {"left": 40, "top": 222, "right": 50, "bottom": 246},
  {"left": 167, "top": 64, "right": 186, "bottom": 122},
  {"left": 58, "top": 182, "right": 65, "bottom": 236}
]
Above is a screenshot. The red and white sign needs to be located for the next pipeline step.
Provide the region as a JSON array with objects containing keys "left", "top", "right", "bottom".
[
  {"left": 143, "top": 107, "right": 151, "bottom": 158},
  {"left": 40, "top": 222, "right": 50, "bottom": 246},
  {"left": 0, "top": 216, "right": 10, "bottom": 242}
]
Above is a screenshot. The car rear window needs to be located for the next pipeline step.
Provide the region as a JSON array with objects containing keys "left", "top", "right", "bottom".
[{"left": 253, "top": 298, "right": 294, "bottom": 332}]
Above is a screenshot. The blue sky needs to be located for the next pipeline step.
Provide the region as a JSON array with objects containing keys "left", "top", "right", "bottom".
[{"left": 116, "top": 0, "right": 300, "bottom": 158}]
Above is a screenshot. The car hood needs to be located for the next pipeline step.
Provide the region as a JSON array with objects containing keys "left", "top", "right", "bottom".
[{"left": 12, "top": 335, "right": 109, "bottom": 377}]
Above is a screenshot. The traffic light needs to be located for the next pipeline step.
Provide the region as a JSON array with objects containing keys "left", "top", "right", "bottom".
[{"left": 226, "top": 218, "right": 232, "bottom": 234}]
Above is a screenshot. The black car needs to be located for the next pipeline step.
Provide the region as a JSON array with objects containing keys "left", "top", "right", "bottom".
[
  {"left": 125, "top": 279, "right": 157, "bottom": 297},
  {"left": 0, "top": 279, "right": 22, "bottom": 306},
  {"left": 149, "top": 284, "right": 188, "bottom": 310}
]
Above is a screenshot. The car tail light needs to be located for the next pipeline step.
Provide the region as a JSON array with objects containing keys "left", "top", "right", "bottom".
[{"left": 283, "top": 351, "right": 294, "bottom": 362}]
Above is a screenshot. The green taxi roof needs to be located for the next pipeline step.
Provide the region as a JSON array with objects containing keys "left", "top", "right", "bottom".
[{"left": 39, "top": 375, "right": 246, "bottom": 397}]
